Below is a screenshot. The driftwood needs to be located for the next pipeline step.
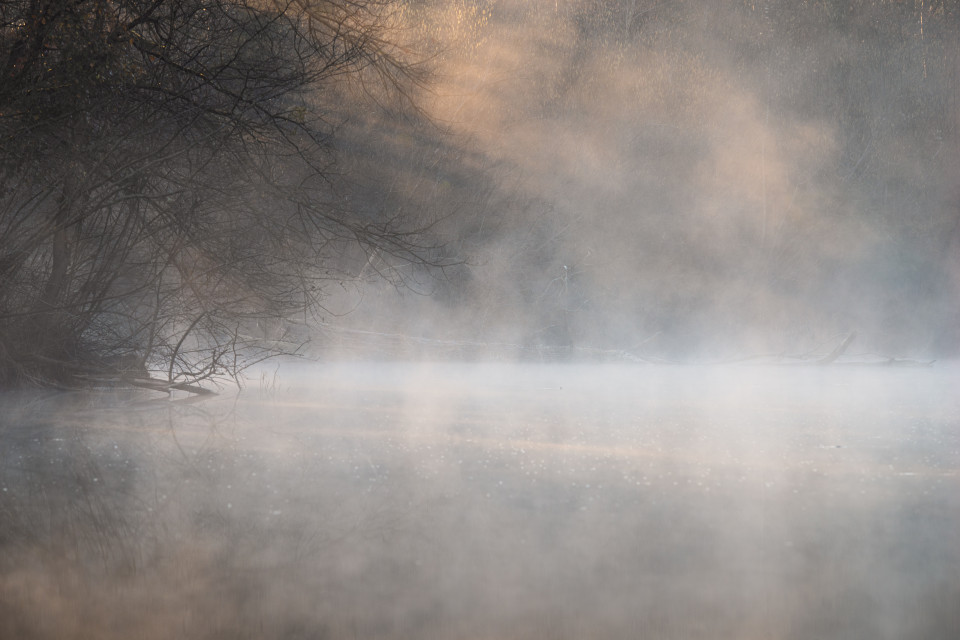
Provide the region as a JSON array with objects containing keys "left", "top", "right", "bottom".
[
  {"left": 816, "top": 331, "right": 856, "bottom": 365},
  {"left": 67, "top": 372, "right": 217, "bottom": 396},
  {"left": 877, "top": 357, "right": 936, "bottom": 367},
  {"left": 717, "top": 331, "right": 935, "bottom": 367},
  {"left": 124, "top": 377, "right": 216, "bottom": 396},
  {"left": 18, "top": 350, "right": 216, "bottom": 395}
]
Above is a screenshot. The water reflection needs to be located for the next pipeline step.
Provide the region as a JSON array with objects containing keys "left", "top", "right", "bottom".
[{"left": 2, "top": 364, "right": 959, "bottom": 639}]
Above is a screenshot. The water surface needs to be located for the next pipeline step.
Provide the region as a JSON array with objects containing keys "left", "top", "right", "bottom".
[{"left": 2, "top": 363, "right": 958, "bottom": 639}]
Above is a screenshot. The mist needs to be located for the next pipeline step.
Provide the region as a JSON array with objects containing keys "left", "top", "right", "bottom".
[
  {"left": 331, "top": 0, "right": 960, "bottom": 361},
  {"left": 2, "top": 2, "right": 960, "bottom": 639},
  {"left": 3, "top": 363, "right": 959, "bottom": 639}
]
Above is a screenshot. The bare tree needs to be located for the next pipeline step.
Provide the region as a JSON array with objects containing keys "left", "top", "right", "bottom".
[{"left": 0, "top": 0, "right": 449, "bottom": 389}]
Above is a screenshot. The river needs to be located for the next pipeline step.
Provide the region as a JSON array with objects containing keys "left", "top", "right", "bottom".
[{"left": 1, "top": 362, "right": 958, "bottom": 639}]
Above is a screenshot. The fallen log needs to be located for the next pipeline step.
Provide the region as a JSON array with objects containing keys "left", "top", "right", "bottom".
[
  {"left": 72, "top": 373, "right": 216, "bottom": 396},
  {"left": 124, "top": 377, "right": 216, "bottom": 396}
]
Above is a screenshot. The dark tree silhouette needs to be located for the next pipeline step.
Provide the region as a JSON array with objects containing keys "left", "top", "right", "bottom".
[{"left": 0, "top": 0, "right": 446, "bottom": 388}]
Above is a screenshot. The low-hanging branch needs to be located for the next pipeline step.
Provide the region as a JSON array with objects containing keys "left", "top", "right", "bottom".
[{"left": 0, "top": 0, "right": 449, "bottom": 390}]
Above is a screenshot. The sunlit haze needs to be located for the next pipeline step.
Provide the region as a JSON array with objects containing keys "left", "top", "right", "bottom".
[{"left": 1, "top": 2, "right": 958, "bottom": 639}]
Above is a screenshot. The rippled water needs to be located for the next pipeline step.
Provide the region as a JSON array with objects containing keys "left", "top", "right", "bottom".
[{"left": 2, "top": 363, "right": 959, "bottom": 639}]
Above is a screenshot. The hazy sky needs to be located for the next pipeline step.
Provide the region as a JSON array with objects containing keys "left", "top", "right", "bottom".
[{"left": 338, "top": 0, "right": 959, "bottom": 360}]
